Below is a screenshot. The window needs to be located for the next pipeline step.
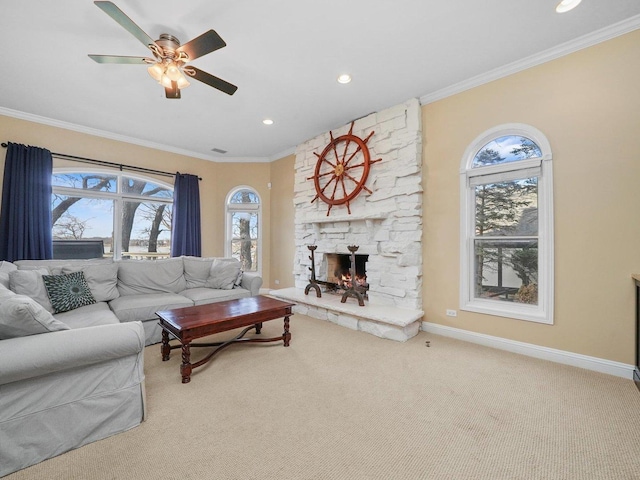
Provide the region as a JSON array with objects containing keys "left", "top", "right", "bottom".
[
  {"left": 51, "top": 169, "right": 173, "bottom": 259},
  {"left": 460, "top": 124, "right": 554, "bottom": 324},
  {"left": 225, "top": 186, "right": 261, "bottom": 273}
]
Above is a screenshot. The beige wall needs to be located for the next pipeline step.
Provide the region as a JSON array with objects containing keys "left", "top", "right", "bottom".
[
  {"left": 423, "top": 29, "right": 640, "bottom": 364},
  {"left": 269, "top": 154, "right": 296, "bottom": 288}
]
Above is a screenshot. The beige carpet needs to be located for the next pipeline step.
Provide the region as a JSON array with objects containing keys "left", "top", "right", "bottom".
[{"left": 6, "top": 314, "right": 640, "bottom": 480}]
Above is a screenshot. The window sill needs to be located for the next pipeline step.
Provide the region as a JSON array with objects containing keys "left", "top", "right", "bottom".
[{"left": 461, "top": 300, "right": 553, "bottom": 325}]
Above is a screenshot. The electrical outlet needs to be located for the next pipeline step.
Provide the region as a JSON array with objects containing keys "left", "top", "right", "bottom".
[
  {"left": 274, "top": 279, "right": 280, "bottom": 285},
  {"left": 446, "top": 309, "right": 457, "bottom": 317}
]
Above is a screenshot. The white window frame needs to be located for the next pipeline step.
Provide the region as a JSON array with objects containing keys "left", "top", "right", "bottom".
[
  {"left": 52, "top": 167, "right": 174, "bottom": 260},
  {"left": 459, "top": 124, "right": 554, "bottom": 324},
  {"left": 224, "top": 186, "right": 262, "bottom": 274}
]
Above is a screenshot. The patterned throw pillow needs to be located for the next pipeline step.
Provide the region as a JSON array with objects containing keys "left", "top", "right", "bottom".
[{"left": 42, "top": 271, "right": 96, "bottom": 314}]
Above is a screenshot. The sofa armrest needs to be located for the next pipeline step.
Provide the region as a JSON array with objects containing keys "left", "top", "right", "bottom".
[
  {"left": 241, "top": 272, "right": 263, "bottom": 295},
  {"left": 0, "top": 321, "right": 145, "bottom": 386}
]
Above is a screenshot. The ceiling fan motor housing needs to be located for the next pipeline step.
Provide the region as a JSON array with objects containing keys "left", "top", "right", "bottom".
[{"left": 155, "top": 34, "right": 181, "bottom": 59}]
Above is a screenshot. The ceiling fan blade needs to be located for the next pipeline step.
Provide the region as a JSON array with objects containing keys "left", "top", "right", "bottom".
[
  {"left": 177, "top": 30, "right": 226, "bottom": 61},
  {"left": 189, "top": 67, "right": 238, "bottom": 96},
  {"left": 88, "top": 54, "right": 149, "bottom": 64},
  {"left": 94, "top": 1, "right": 156, "bottom": 49},
  {"left": 165, "top": 82, "right": 181, "bottom": 99}
]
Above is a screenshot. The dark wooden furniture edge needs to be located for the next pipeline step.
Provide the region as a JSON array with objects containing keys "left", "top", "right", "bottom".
[{"left": 157, "top": 297, "right": 294, "bottom": 383}]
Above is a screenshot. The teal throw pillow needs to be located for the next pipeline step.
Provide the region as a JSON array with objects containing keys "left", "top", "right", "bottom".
[{"left": 42, "top": 271, "right": 96, "bottom": 314}]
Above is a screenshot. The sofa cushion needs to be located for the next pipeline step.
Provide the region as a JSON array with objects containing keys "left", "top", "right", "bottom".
[
  {"left": 42, "top": 272, "right": 97, "bottom": 314},
  {"left": 0, "top": 292, "right": 70, "bottom": 340},
  {"left": 53, "top": 301, "right": 120, "bottom": 329},
  {"left": 109, "top": 293, "right": 193, "bottom": 323},
  {"left": 61, "top": 262, "right": 120, "bottom": 302},
  {"left": 9, "top": 269, "right": 54, "bottom": 313},
  {"left": 182, "top": 256, "right": 214, "bottom": 289},
  {"left": 0, "top": 261, "right": 17, "bottom": 289},
  {"left": 116, "top": 258, "right": 187, "bottom": 296},
  {"left": 205, "top": 258, "right": 242, "bottom": 290},
  {"left": 180, "top": 287, "right": 251, "bottom": 306},
  {"left": 0, "top": 283, "right": 15, "bottom": 301}
]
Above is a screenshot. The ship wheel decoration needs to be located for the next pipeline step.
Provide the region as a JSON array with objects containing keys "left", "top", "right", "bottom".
[{"left": 308, "top": 121, "right": 382, "bottom": 216}]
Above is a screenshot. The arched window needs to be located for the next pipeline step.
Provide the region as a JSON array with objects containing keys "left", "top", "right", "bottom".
[
  {"left": 460, "top": 124, "right": 554, "bottom": 324},
  {"left": 225, "top": 186, "right": 261, "bottom": 273},
  {"left": 51, "top": 168, "right": 174, "bottom": 259}
]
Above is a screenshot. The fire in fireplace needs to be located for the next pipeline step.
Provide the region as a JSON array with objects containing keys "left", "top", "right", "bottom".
[{"left": 325, "top": 253, "right": 368, "bottom": 290}]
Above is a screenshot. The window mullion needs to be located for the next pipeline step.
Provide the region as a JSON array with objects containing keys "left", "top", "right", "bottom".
[
  {"left": 113, "top": 198, "right": 122, "bottom": 259},
  {"left": 120, "top": 194, "right": 173, "bottom": 203},
  {"left": 474, "top": 236, "right": 539, "bottom": 241},
  {"left": 52, "top": 186, "right": 119, "bottom": 201}
]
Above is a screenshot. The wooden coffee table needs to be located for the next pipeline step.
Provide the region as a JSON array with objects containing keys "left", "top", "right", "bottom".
[{"left": 156, "top": 296, "right": 295, "bottom": 383}]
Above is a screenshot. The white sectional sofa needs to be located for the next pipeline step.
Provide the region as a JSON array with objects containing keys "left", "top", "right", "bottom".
[
  {"left": 6, "top": 255, "right": 263, "bottom": 345},
  {"left": 0, "top": 256, "right": 262, "bottom": 477}
]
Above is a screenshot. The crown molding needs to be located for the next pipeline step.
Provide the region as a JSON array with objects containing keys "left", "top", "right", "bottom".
[
  {"left": 211, "top": 155, "right": 272, "bottom": 163},
  {"left": 0, "top": 106, "right": 271, "bottom": 163},
  {"left": 420, "top": 14, "right": 640, "bottom": 105}
]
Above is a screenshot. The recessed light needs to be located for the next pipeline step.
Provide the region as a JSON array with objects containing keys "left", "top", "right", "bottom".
[
  {"left": 556, "top": 0, "right": 582, "bottom": 13},
  {"left": 337, "top": 74, "right": 352, "bottom": 84},
  {"left": 262, "top": 119, "right": 274, "bottom": 125}
]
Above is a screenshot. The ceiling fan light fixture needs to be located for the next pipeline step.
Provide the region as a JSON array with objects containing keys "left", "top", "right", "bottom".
[
  {"left": 176, "top": 75, "right": 190, "bottom": 90},
  {"left": 166, "top": 62, "right": 182, "bottom": 81},
  {"left": 556, "top": 0, "right": 582, "bottom": 13},
  {"left": 160, "top": 74, "right": 173, "bottom": 89},
  {"left": 147, "top": 63, "right": 164, "bottom": 82}
]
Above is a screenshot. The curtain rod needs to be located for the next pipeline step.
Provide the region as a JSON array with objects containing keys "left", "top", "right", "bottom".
[{"left": 1, "top": 142, "right": 202, "bottom": 180}]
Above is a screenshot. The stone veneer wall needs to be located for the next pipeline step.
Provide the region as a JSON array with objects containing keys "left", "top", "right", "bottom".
[{"left": 293, "top": 98, "right": 423, "bottom": 311}]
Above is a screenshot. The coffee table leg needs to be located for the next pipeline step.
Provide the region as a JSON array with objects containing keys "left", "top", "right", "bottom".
[
  {"left": 180, "top": 343, "right": 192, "bottom": 384},
  {"left": 283, "top": 316, "right": 291, "bottom": 347},
  {"left": 161, "top": 330, "right": 171, "bottom": 361}
]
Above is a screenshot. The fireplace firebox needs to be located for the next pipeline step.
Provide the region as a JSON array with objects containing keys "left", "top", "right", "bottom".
[
  {"left": 325, "top": 253, "right": 368, "bottom": 289},
  {"left": 304, "top": 245, "right": 368, "bottom": 305}
]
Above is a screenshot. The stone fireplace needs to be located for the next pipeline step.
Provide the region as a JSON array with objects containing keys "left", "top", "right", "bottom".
[{"left": 270, "top": 98, "right": 424, "bottom": 341}]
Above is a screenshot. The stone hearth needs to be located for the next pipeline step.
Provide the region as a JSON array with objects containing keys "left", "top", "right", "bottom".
[
  {"left": 270, "top": 98, "right": 424, "bottom": 342},
  {"left": 269, "top": 287, "right": 423, "bottom": 341}
]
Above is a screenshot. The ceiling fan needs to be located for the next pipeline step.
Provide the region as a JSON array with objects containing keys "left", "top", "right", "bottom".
[{"left": 88, "top": 1, "right": 237, "bottom": 99}]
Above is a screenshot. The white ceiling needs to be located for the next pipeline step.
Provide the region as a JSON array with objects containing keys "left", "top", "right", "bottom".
[{"left": 1, "top": 1, "right": 639, "bottom": 162}]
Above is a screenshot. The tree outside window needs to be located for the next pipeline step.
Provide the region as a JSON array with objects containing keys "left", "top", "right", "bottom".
[
  {"left": 51, "top": 171, "right": 173, "bottom": 259},
  {"left": 474, "top": 178, "right": 538, "bottom": 304},
  {"left": 226, "top": 187, "right": 261, "bottom": 272}
]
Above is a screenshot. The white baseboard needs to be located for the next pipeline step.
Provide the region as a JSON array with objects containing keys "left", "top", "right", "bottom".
[{"left": 421, "top": 322, "right": 635, "bottom": 380}]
